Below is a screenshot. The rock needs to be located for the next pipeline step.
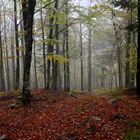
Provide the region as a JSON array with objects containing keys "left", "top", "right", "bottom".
[
  {"left": 91, "top": 116, "right": 101, "bottom": 121},
  {"left": 110, "top": 114, "right": 128, "bottom": 121},
  {"left": 9, "top": 102, "right": 20, "bottom": 109},
  {"left": 0, "top": 135, "right": 10, "bottom": 140},
  {"left": 87, "top": 124, "right": 96, "bottom": 134}
]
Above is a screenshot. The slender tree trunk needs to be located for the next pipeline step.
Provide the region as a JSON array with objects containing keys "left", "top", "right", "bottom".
[
  {"left": 33, "top": 41, "right": 38, "bottom": 89},
  {"left": 10, "top": 36, "right": 16, "bottom": 90},
  {"left": 47, "top": 8, "right": 54, "bottom": 90},
  {"left": 112, "top": 63, "right": 118, "bottom": 90},
  {"left": 80, "top": 23, "right": 83, "bottom": 91},
  {"left": 88, "top": 25, "right": 92, "bottom": 91},
  {"left": 21, "top": 0, "right": 36, "bottom": 103},
  {"left": 129, "top": 32, "right": 136, "bottom": 87},
  {"left": 65, "top": 0, "right": 70, "bottom": 92},
  {"left": 117, "top": 45, "right": 123, "bottom": 90},
  {"left": 40, "top": 8, "right": 47, "bottom": 88},
  {"left": 101, "top": 65, "right": 105, "bottom": 88},
  {"left": 14, "top": 0, "right": 20, "bottom": 90},
  {"left": 63, "top": 31, "right": 66, "bottom": 90},
  {"left": 20, "top": 7, "right": 25, "bottom": 88},
  {"left": 3, "top": 13, "right": 10, "bottom": 91},
  {"left": 125, "top": 31, "right": 131, "bottom": 88},
  {"left": 0, "top": 12, "right": 5, "bottom": 91}
]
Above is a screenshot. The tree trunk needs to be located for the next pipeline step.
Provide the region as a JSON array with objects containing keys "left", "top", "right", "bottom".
[
  {"left": 3, "top": 13, "right": 10, "bottom": 92},
  {"left": 117, "top": 45, "right": 123, "bottom": 90},
  {"left": 33, "top": 41, "right": 38, "bottom": 89},
  {"left": 125, "top": 11, "right": 132, "bottom": 88},
  {"left": 21, "top": 0, "right": 36, "bottom": 103},
  {"left": 40, "top": 8, "right": 47, "bottom": 89},
  {"left": 0, "top": 11, "right": 5, "bottom": 91},
  {"left": 10, "top": 36, "right": 16, "bottom": 90},
  {"left": 137, "top": 0, "right": 140, "bottom": 95},
  {"left": 52, "top": 0, "right": 59, "bottom": 90},
  {"left": 47, "top": 7, "right": 54, "bottom": 90},
  {"left": 88, "top": 25, "right": 92, "bottom": 91},
  {"left": 80, "top": 23, "right": 83, "bottom": 91},
  {"left": 65, "top": 0, "right": 70, "bottom": 92},
  {"left": 14, "top": 0, "right": 20, "bottom": 90}
]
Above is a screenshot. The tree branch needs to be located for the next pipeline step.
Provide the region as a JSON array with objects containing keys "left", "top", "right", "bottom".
[
  {"left": 35, "top": 0, "right": 55, "bottom": 14},
  {"left": 52, "top": 19, "right": 77, "bottom": 39}
]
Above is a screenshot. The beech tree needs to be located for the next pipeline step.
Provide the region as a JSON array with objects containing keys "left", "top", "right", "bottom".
[
  {"left": 137, "top": 0, "right": 140, "bottom": 95},
  {"left": 13, "top": 0, "right": 20, "bottom": 90},
  {"left": 21, "top": 0, "right": 36, "bottom": 103}
]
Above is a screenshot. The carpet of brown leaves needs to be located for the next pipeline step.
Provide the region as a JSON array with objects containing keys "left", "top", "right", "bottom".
[{"left": 0, "top": 90, "right": 140, "bottom": 140}]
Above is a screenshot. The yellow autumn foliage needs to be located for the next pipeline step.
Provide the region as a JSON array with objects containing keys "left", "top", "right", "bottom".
[{"left": 47, "top": 54, "right": 69, "bottom": 64}]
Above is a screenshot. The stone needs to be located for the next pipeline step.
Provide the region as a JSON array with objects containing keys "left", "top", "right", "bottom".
[
  {"left": 91, "top": 116, "right": 101, "bottom": 121},
  {"left": 0, "top": 135, "right": 10, "bottom": 140}
]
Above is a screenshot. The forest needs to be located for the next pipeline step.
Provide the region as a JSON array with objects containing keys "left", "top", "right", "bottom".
[{"left": 0, "top": 0, "right": 140, "bottom": 139}]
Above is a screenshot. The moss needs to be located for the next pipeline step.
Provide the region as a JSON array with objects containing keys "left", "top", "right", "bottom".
[
  {"left": 114, "top": 95, "right": 122, "bottom": 101},
  {"left": 68, "top": 90, "right": 76, "bottom": 96},
  {"left": 126, "top": 120, "right": 140, "bottom": 130},
  {"left": 0, "top": 92, "right": 6, "bottom": 97},
  {"left": 17, "top": 95, "right": 30, "bottom": 105},
  {"left": 14, "top": 89, "right": 22, "bottom": 95},
  {"left": 125, "top": 121, "right": 140, "bottom": 140},
  {"left": 124, "top": 130, "right": 140, "bottom": 140}
]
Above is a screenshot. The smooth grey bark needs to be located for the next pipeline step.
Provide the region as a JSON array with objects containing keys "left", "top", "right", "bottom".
[
  {"left": 63, "top": 30, "right": 66, "bottom": 90},
  {"left": 0, "top": 10, "right": 5, "bottom": 91},
  {"left": 52, "top": 0, "right": 59, "bottom": 90},
  {"left": 3, "top": 13, "right": 10, "bottom": 91},
  {"left": 33, "top": 41, "right": 38, "bottom": 89},
  {"left": 117, "top": 45, "right": 123, "bottom": 90},
  {"left": 79, "top": 23, "right": 83, "bottom": 91},
  {"left": 10, "top": 36, "right": 16, "bottom": 90},
  {"left": 40, "top": 7, "right": 47, "bottom": 88},
  {"left": 88, "top": 25, "right": 92, "bottom": 91}
]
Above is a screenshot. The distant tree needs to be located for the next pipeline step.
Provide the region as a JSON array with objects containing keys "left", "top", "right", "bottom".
[
  {"left": 3, "top": 12, "right": 10, "bottom": 91},
  {"left": 88, "top": 25, "right": 92, "bottom": 91},
  {"left": 40, "top": 6, "right": 47, "bottom": 89},
  {"left": 79, "top": 23, "right": 83, "bottom": 91},
  {"left": 0, "top": 8, "right": 5, "bottom": 91}
]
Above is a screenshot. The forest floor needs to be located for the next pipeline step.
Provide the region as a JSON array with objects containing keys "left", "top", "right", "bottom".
[{"left": 0, "top": 89, "right": 140, "bottom": 140}]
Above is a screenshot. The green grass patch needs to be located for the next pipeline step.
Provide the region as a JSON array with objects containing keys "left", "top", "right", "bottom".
[
  {"left": 125, "top": 130, "right": 140, "bottom": 140},
  {"left": 125, "top": 120, "right": 140, "bottom": 140}
]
